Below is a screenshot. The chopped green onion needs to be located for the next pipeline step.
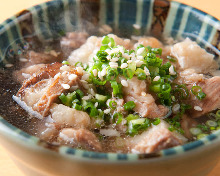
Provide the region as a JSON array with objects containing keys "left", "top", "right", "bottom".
[
  {"left": 152, "top": 118, "right": 161, "bottom": 125},
  {"left": 113, "top": 112, "right": 123, "bottom": 124},
  {"left": 72, "top": 103, "right": 82, "bottom": 110},
  {"left": 151, "top": 48, "right": 162, "bottom": 56},
  {"left": 197, "top": 124, "right": 209, "bottom": 132},
  {"left": 190, "top": 128, "right": 202, "bottom": 136},
  {"left": 127, "top": 118, "right": 150, "bottom": 136},
  {"left": 75, "top": 89, "right": 84, "bottom": 99},
  {"left": 102, "top": 36, "right": 110, "bottom": 45},
  {"left": 75, "top": 62, "right": 83, "bottom": 67},
  {"left": 216, "top": 110, "right": 220, "bottom": 119},
  {"left": 109, "top": 100, "right": 117, "bottom": 109},
  {"left": 62, "top": 61, "right": 70, "bottom": 65},
  {"left": 95, "top": 94, "right": 108, "bottom": 102},
  {"left": 191, "top": 86, "right": 202, "bottom": 94},
  {"left": 124, "top": 101, "right": 136, "bottom": 111},
  {"left": 126, "top": 114, "right": 139, "bottom": 122},
  {"left": 197, "top": 92, "right": 206, "bottom": 100},
  {"left": 206, "top": 120, "right": 218, "bottom": 127},
  {"left": 137, "top": 72, "right": 146, "bottom": 80},
  {"left": 106, "top": 68, "right": 118, "bottom": 81},
  {"left": 168, "top": 126, "right": 175, "bottom": 132},
  {"left": 136, "top": 44, "right": 145, "bottom": 50},
  {"left": 172, "top": 84, "right": 189, "bottom": 100},
  {"left": 110, "top": 81, "right": 122, "bottom": 96},
  {"left": 96, "top": 51, "right": 108, "bottom": 62},
  {"left": 92, "top": 78, "right": 106, "bottom": 85},
  {"left": 150, "top": 84, "right": 161, "bottom": 93},
  {"left": 191, "top": 85, "right": 206, "bottom": 100},
  {"left": 197, "top": 133, "right": 208, "bottom": 140},
  {"left": 123, "top": 68, "right": 134, "bottom": 79},
  {"left": 83, "top": 102, "right": 99, "bottom": 117},
  {"left": 216, "top": 126, "right": 220, "bottom": 131},
  {"left": 166, "top": 56, "right": 176, "bottom": 62},
  {"left": 210, "top": 127, "right": 216, "bottom": 131},
  {"left": 59, "top": 92, "right": 76, "bottom": 107}
]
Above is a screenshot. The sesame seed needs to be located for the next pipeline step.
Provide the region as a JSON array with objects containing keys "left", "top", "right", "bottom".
[
  {"left": 144, "top": 67, "right": 150, "bottom": 76},
  {"left": 109, "top": 62, "right": 118, "bottom": 68},
  {"left": 61, "top": 84, "right": 70, "bottom": 90},
  {"left": 94, "top": 55, "right": 98, "bottom": 60},
  {"left": 194, "top": 106, "right": 203, "bottom": 111},
  {"left": 105, "top": 49, "right": 111, "bottom": 54},
  {"left": 123, "top": 53, "right": 130, "bottom": 59},
  {"left": 50, "top": 50, "right": 58, "bottom": 57},
  {"left": 118, "top": 46, "right": 124, "bottom": 54},
  {"left": 137, "top": 47, "right": 145, "bottom": 55},
  {"left": 68, "top": 74, "right": 77, "bottom": 81},
  {"left": 101, "top": 68, "right": 107, "bottom": 76},
  {"left": 111, "top": 48, "right": 120, "bottom": 54},
  {"left": 106, "top": 55, "right": 111, "bottom": 60},
  {"left": 169, "top": 65, "right": 176, "bottom": 75},
  {"left": 172, "top": 104, "right": 180, "bottom": 113},
  {"left": 121, "top": 80, "right": 128, "bottom": 87},
  {"left": 133, "top": 24, "right": 141, "bottom": 29},
  {"left": 83, "top": 64, "right": 88, "bottom": 69},
  {"left": 76, "top": 67, "right": 83, "bottom": 74},
  {"left": 62, "top": 71, "right": 68, "bottom": 76},
  {"left": 93, "top": 69, "right": 98, "bottom": 77},
  {"left": 82, "top": 95, "right": 92, "bottom": 100},
  {"left": 141, "top": 92, "right": 147, "bottom": 96},
  {"left": 60, "top": 65, "right": 70, "bottom": 71},
  {"left": 80, "top": 80, "right": 90, "bottom": 89},
  {"left": 90, "top": 88, "right": 95, "bottom": 95},
  {"left": 70, "top": 85, "right": 78, "bottom": 91},
  {"left": 121, "top": 63, "right": 128, "bottom": 69},
  {"left": 19, "top": 58, "right": 28, "bottom": 62},
  {"left": 93, "top": 49, "right": 99, "bottom": 55},
  {"left": 137, "top": 55, "right": 144, "bottom": 60},
  {"left": 153, "top": 76, "right": 160, "bottom": 82},
  {"left": 22, "top": 73, "right": 31, "bottom": 79},
  {"left": 5, "top": 64, "right": 13, "bottom": 68},
  {"left": 129, "top": 53, "right": 136, "bottom": 59},
  {"left": 111, "top": 57, "right": 119, "bottom": 62},
  {"left": 54, "top": 73, "right": 61, "bottom": 79},
  {"left": 104, "top": 109, "right": 111, "bottom": 114},
  {"left": 81, "top": 73, "right": 89, "bottom": 81},
  {"left": 135, "top": 60, "right": 144, "bottom": 67},
  {"left": 98, "top": 71, "right": 103, "bottom": 80}
]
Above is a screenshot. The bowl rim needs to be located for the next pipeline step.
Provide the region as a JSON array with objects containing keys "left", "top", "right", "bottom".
[{"left": 0, "top": 0, "right": 220, "bottom": 162}]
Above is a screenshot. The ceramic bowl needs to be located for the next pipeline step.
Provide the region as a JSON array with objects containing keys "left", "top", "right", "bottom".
[{"left": 0, "top": 0, "right": 220, "bottom": 176}]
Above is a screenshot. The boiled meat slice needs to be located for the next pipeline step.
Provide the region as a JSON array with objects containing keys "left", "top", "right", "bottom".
[
  {"left": 58, "top": 128, "right": 102, "bottom": 151},
  {"left": 122, "top": 77, "right": 169, "bottom": 118},
  {"left": 171, "top": 38, "right": 217, "bottom": 73},
  {"left": 130, "top": 120, "right": 187, "bottom": 153},
  {"left": 188, "top": 76, "right": 220, "bottom": 118},
  {"left": 50, "top": 103, "right": 90, "bottom": 129}
]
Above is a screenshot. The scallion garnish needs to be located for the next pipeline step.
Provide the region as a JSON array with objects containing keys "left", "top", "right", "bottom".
[
  {"left": 190, "top": 128, "right": 202, "bottom": 136},
  {"left": 124, "top": 101, "right": 136, "bottom": 111},
  {"left": 166, "top": 56, "right": 176, "bottom": 62},
  {"left": 109, "top": 100, "right": 117, "bottom": 109},
  {"left": 191, "top": 85, "right": 206, "bottom": 100},
  {"left": 216, "top": 110, "right": 220, "bottom": 119},
  {"left": 62, "top": 61, "right": 70, "bottom": 65},
  {"left": 206, "top": 120, "right": 218, "bottom": 127}
]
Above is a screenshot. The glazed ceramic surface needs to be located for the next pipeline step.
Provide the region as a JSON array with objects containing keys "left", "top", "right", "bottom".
[{"left": 0, "top": 0, "right": 220, "bottom": 176}]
